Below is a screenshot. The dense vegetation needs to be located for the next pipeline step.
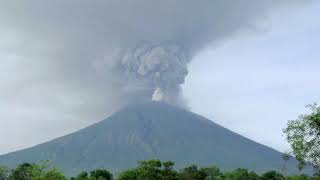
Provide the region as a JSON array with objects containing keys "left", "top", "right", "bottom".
[{"left": 0, "top": 160, "right": 319, "bottom": 180}]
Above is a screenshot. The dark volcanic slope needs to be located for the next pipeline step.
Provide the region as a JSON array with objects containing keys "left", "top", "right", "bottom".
[{"left": 0, "top": 102, "right": 304, "bottom": 175}]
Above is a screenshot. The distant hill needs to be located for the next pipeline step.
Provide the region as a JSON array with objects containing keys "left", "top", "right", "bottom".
[{"left": 0, "top": 102, "right": 309, "bottom": 176}]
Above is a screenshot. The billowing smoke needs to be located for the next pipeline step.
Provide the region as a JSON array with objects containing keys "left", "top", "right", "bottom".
[
  {"left": 117, "top": 42, "right": 189, "bottom": 105},
  {"left": 0, "top": 0, "right": 305, "bottom": 120}
]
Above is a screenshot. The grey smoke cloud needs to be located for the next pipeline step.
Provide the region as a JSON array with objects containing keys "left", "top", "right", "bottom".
[
  {"left": 0, "top": 0, "right": 303, "bottom": 124},
  {"left": 117, "top": 42, "right": 189, "bottom": 106}
]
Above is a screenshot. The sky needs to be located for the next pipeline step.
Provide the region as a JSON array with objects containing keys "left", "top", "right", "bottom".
[
  {"left": 0, "top": 1, "right": 320, "bottom": 155},
  {"left": 184, "top": 3, "right": 320, "bottom": 151}
]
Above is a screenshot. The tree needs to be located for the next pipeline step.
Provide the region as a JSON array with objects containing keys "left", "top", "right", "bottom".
[
  {"left": 180, "top": 165, "right": 209, "bottom": 180},
  {"left": 89, "top": 169, "right": 113, "bottom": 180},
  {"left": 283, "top": 103, "right": 320, "bottom": 173},
  {"left": 180, "top": 165, "right": 199, "bottom": 180},
  {"left": 137, "top": 159, "right": 162, "bottom": 180},
  {"left": 71, "top": 171, "right": 90, "bottom": 180},
  {"left": 117, "top": 169, "right": 138, "bottom": 180},
  {"left": 200, "top": 166, "right": 223, "bottom": 180},
  {"left": 161, "top": 161, "right": 180, "bottom": 180},
  {"left": 9, "top": 163, "right": 33, "bottom": 180},
  {"left": 282, "top": 152, "right": 291, "bottom": 176},
  {"left": 248, "top": 171, "right": 261, "bottom": 180},
  {"left": 42, "top": 168, "right": 67, "bottom": 180},
  {"left": 261, "top": 171, "right": 284, "bottom": 180},
  {"left": 0, "top": 166, "right": 9, "bottom": 180},
  {"left": 117, "top": 160, "right": 179, "bottom": 180},
  {"left": 224, "top": 168, "right": 249, "bottom": 180},
  {"left": 8, "top": 161, "right": 66, "bottom": 180}
]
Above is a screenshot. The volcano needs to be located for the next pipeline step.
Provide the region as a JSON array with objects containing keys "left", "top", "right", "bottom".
[{"left": 0, "top": 102, "right": 306, "bottom": 175}]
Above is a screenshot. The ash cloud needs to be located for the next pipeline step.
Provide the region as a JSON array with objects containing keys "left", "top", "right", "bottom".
[
  {"left": 116, "top": 42, "right": 189, "bottom": 106},
  {"left": 0, "top": 0, "right": 298, "bottom": 114}
]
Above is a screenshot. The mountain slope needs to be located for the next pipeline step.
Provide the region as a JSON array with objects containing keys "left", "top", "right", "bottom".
[{"left": 0, "top": 102, "right": 306, "bottom": 175}]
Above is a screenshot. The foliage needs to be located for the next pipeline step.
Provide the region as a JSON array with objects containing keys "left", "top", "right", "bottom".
[
  {"left": 41, "top": 168, "right": 67, "bottom": 180},
  {"left": 261, "top": 171, "right": 284, "bottom": 180},
  {"left": 6, "top": 161, "right": 66, "bottom": 180},
  {"left": 1, "top": 160, "right": 320, "bottom": 180},
  {"left": 70, "top": 171, "right": 89, "bottom": 180},
  {"left": 180, "top": 165, "right": 207, "bottom": 180},
  {"left": 117, "top": 159, "right": 179, "bottom": 180},
  {"left": 200, "top": 166, "right": 224, "bottom": 180},
  {"left": 70, "top": 169, "right": 113, "bottom": 180},
  {"left": 0, "top": 166, "right": 9, "bottom": 180},
  {"left": 224, "top": 168, "right": 250, "bottom": 180},
  {"left": 223, "top": 168, "right": 263, "bottom": 180},
  {"left": 116, "top": 169, "right": 138, "bottom": 180},
  {"left": 180, "top": 165, "right": 226, "bottom": 180},
  {"left": 9, "top": 163, "right": 34, "bottom": 180},
  {"left": 89, "top": 169, "right": 113, "bottom": 180},
  {"left": 248, "top": 171, "right": 261, "bottom": 180},
  {"left": 284, "top": 103, "right": 320, "bottom": 173}
]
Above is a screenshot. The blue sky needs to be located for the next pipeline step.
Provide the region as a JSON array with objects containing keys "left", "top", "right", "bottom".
[{"left": 184, "top": 3, "right": 320, "bottom": 151}]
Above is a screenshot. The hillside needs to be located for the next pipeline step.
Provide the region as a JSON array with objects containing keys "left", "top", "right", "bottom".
[{"left": 0, "top": 102, "right": 307, "bottom": 176}]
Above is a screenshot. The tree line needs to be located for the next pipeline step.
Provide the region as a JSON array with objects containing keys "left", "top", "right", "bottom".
[{"left": 0, "top": 159, "right": 319, "bottom": 180}]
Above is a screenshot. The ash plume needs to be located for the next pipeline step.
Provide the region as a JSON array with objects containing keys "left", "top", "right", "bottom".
[
  {"left": 117, "top": 42, "right": 189, "bottom": 106},
  {"left": 0, "top": 0, "right": 304, "bottom": 116}
]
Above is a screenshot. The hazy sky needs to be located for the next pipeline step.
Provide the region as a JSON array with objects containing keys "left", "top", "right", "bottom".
[
  {"left": 0, "top": 1, "right": 319, "bottom": 155},
  {"left": 184, "top": 3, "right": 320, "bottom": 151}
]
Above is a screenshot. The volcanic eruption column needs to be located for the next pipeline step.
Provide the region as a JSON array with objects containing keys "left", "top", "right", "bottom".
[{"left": 118, "top": 43, "right": 190, "bottom": 106}]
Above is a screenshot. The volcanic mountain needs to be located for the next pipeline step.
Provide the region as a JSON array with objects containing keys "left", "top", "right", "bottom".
[{"left": 0, "top": 102, "right": 306, "bottom": 175}]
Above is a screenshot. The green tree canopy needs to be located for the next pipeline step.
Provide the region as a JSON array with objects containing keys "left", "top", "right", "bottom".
[
  {"left": 224, "top": 168, "right": 249, "bottom": 180},
  {"left": 9, "top": 163, "right": 33, "bottom": 180},
  {"left": 117, "top": 160, "right": 180, "bottom": 180},
  {"left": 71, "top": 171, "right": 90, "bottom": 180},
  {"left": 89, "top": 169, "right": 113, "bottom": 180},
  {"left": 284, "top": 103, "right": 320, "bottom": 173},
  {"left": 0, "top": 166, "right": 9, "bottom": 180},
  {"left": 261, "top": 171, "right": 284, "bottom": 180},
  {"left": 117, "top": 169, "right": 138, "bottom": 180},
  {"left": 7, "top": 161, "right": 66, "bottom": 180}
]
